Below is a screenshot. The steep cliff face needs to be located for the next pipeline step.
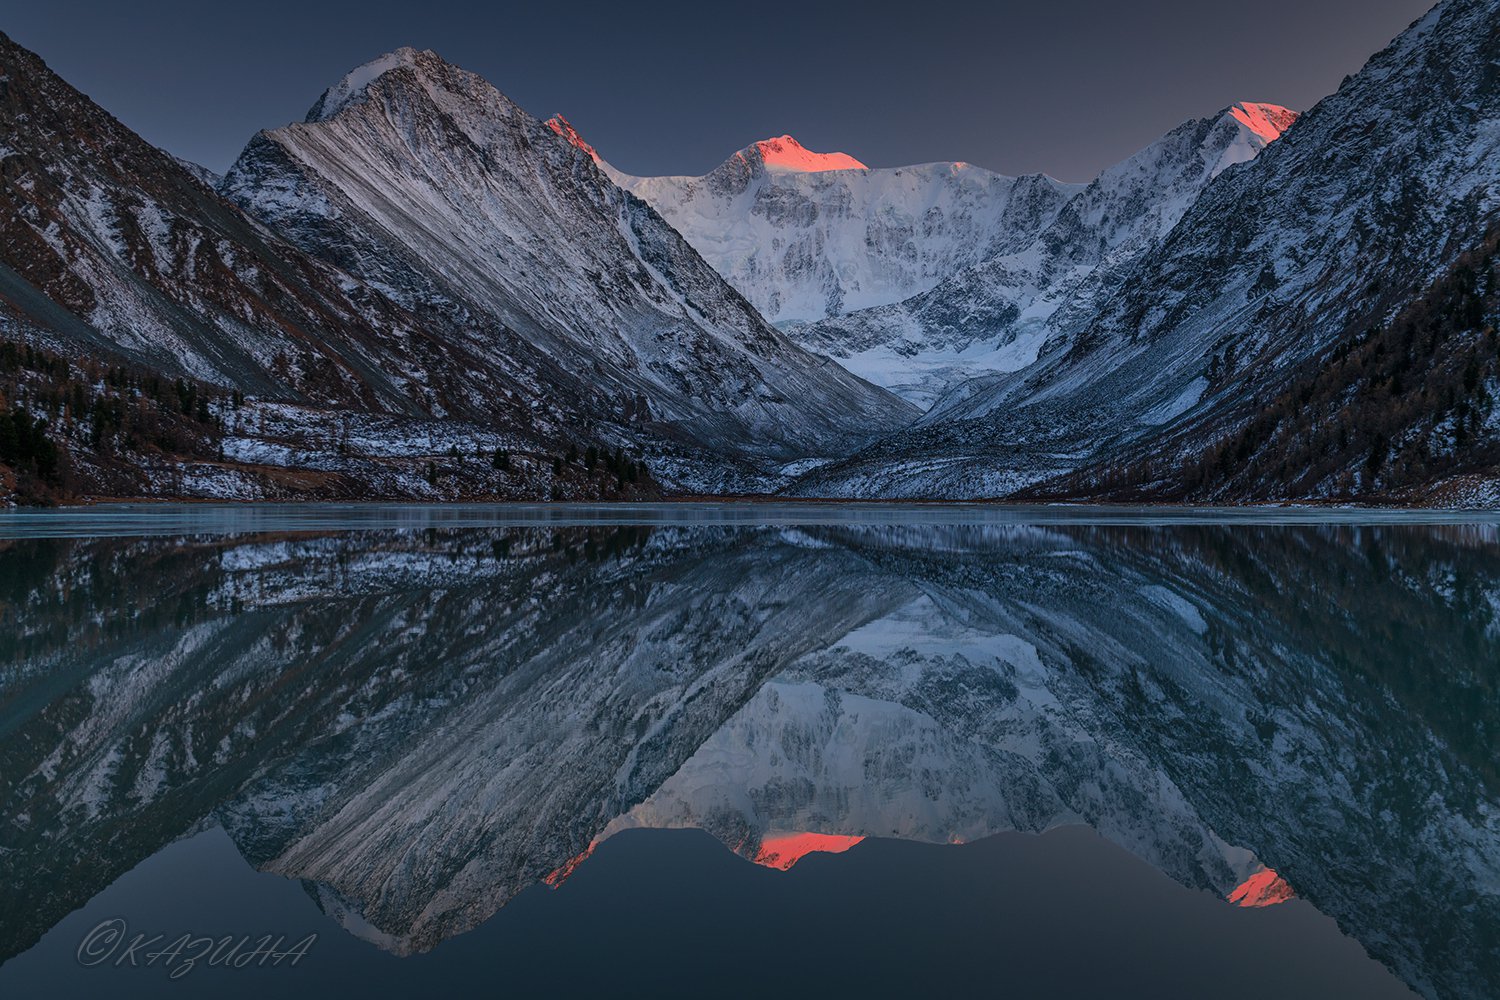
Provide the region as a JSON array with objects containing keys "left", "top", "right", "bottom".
[
  {"left": 222, "top": 50, "right": 916, "bottom": 468},
  {"left": 0, "top": 32, "right": 674, "bottom": 500}
]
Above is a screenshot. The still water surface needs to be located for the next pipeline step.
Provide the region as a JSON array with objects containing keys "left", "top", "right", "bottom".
[{"left": 1, "top": 504, "right": 1496, "bottom": 998}]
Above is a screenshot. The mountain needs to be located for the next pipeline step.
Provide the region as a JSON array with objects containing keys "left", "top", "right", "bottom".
[
  {"left": 1032, "top": 225, "right": 1500, "bottom": 506},
  {"left": 591, "top": 128, "right": 1080, "bottom": 327},
  {"left": 0, "top": 31, "right": 459, "bottom": 415},
  {"left": 0, "top": 32, "right": 674, "bottom": 501},
  {"left": 4, "top": 6, "right": 1495, "bottom": 506},
  {"left": 221, "top": 49, "right": 916, "bottom": 481},
  {"left": 1014, "top": 0, "right": 1500, "bottom": 506},
  {"left": 0, "top": 35, "right": 911, "bottom": 503},
  {"left": 0, "top": 30, "right": 612, "bottom": 502},
  {"left": 791, "top": 102, "right": 1298, "bottom": 406},
  {"left": 795, "top": 0, "right": 1500, "bottom": 499}
]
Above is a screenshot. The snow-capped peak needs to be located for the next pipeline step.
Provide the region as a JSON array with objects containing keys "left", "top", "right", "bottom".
[
  {"left": 225, "top": 44, "right": 915, "bottom": 467},
  {"left": 1226, "top": 101, "right": 1299, "bottom": 144},
  {"left": 747, "top": 135, "right": 867, "bottom": 173},
  {"left": 305, "top": 47, "right": 426, "bottom": 122},
  {"left": 1205, "top": 101, "right": 1300, "bottom": 180},
  {"left": 614, "top": 129, "right": 1080, "bottom": 326}
]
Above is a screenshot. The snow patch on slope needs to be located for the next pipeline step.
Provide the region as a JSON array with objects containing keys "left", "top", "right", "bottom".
[{"left": 306, "top": 48, "right": 423, "bottom": 122}]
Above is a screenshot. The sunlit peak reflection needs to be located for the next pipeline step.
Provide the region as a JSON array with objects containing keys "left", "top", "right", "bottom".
[
  {"left": 544, "top": 841, "right": 599, "bottom": 888},
  {"left": 1228, "top": 868, "right": 1296, "bottom": 908},
  {"left": 753, "top": 833, "right": 867, "bottom": 871}
]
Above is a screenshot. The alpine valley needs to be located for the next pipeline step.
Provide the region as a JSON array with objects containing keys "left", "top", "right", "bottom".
[{"left": 1, "top": 0, "right": 1498, "bottom": 505}]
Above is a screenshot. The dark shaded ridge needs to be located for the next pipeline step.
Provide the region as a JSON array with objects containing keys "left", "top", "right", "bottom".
[{"left": 1027, "top": 225, "right": 1500, "bottom": 504}]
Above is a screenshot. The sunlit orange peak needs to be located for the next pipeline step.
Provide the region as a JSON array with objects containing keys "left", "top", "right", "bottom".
[
  {"left": 753, "top": 136, "right": 868, "bottom": 173},
  {"left": 545, "top": 115, "right": 603, "bottom": 164},
  {"left": 1227, "top": 868, "right": 1295, "bottom": 907},
  {"left": 753, "top": 832, "right": 865, "bottom": 870},
  {"left": 1227, "top": 102, "right": 1299, "bottom": 144}
]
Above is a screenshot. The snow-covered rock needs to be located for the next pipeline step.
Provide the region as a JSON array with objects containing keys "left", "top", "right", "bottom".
[
  {"left": 222, "top": 50, "right": 917, "bottom": 465},
  {"left": 0, "top": 30, "right": 716, "bottom": 488},
  {"left": 598, "top": 129, "right": 1080, "bottom": 327},
  {"left": 792, "top": 102, "right": 1298, "bottom": 406},
  {"left": 796, "top": 0, "right": 1500, "bottom": 497},
  {"left": 0, "top": 30, "right": 452, "bottom": 415}
]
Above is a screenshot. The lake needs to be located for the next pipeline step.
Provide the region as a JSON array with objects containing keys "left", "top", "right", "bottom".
[{"left": 1, "top": 504, "right": 1496, "bottom": 999}]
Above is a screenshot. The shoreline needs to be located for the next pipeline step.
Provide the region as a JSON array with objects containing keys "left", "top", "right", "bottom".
[
  {"left": 23, "top": 493, "right": 1500, "bottom": 513},
  {"left": 2, "top": 499, "right": 1497, "bottom": 542}
]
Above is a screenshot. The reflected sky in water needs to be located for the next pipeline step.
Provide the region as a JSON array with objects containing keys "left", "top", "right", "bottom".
[{"left": 1, "top": 506, "right": 1495, "bottom": 998}]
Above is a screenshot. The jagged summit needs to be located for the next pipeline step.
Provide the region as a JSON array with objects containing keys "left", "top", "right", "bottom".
[
  {"left": 786, "top": 98, "right": 1301, "bottom": 407},
  {"left": 1226, "top": 101, "right": 1299, "bottom": 143},
  {"left": 740, "top": 135, "right": 868, "bottom": 173},
  {"left": 301, "top": 47, "right": 548, "bottom": 136},
  {"left": 607, "top": 102, "right": 1297, "bottom": 336},
  {"left": 305, "top": 47, "right": 428, "bottom": 122}
]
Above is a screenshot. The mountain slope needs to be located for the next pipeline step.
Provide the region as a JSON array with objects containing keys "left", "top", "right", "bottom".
[
  {"left": 797, "top": 0, "right": 1500, "bottom": 498},
  {"left": 222, "top": 49, "right": 916, "bottom": 472},
  {"left": 0, "top": 30, "right": 454, "bottom": 415},
  {"left": 1030, "top": 225, "right": 1500, "bottom": 505},
  {"left": 600, "top": 130, "right": 1079, "bottom": 326},
  {"left": 790, "top": 103, "right": 1297, "bottom": 406},
  {"left": 1009, "top": 0, "right": 1500, "bottom": 506},
  {"left": 0, "top": 31, "right": 680, "bottom": 501}
]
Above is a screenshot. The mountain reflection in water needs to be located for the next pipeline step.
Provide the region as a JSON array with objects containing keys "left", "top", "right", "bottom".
[{"left": 1, "top": 515, "right": 1495, "bottom": 998}]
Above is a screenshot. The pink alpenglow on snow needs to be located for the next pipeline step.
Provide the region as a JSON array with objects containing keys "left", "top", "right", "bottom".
[
  {"left": 753, "top": 136, "right": 868, "bottom": 173},
  {"left": 545, "top": 115, "right": 603, "bottom": 164},
  {"left": 1227, "top": 102, "right": 1300, "bottom": 144}
]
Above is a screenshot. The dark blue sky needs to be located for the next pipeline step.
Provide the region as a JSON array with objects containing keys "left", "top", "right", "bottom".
[{"left": 6, "top": 0, "right": 1435, "bottom": 182}]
